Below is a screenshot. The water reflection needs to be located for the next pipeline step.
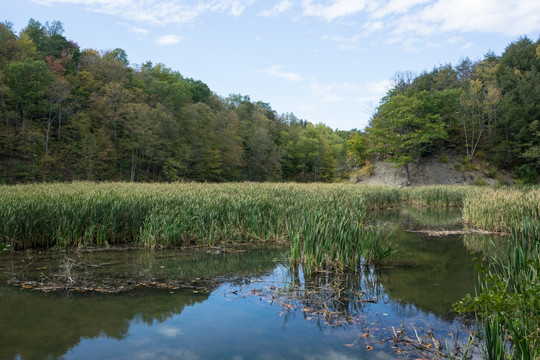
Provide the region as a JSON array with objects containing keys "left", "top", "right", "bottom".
[
  {"left": 366, "top": 206, "right": 463, "bottom": 231},
  {"left": 0, "top": 207, "right": 502, "bottom": 359},
  {"left": 0, "top": 286, "right": 208, "bottom": 360}
]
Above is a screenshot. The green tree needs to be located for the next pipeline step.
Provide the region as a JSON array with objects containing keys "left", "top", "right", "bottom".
[
  {"left": 214, "top": 110, "right": 244, "bottom": 180},
  {"left": 67, "top": 111, "right": 115, "bottom": 180},
  {"left": 0, "top": 21, "right": 18, "bottom": 69},
  {"left": 180, "top": 103, "right": 221, "bottom": 181},
  {"left": 45, "top": 78, "right": 70, "bottom": 154},
  {"left": 294, "top": 124, "right": 320, "bottom": 181},
  {"left": 494, "top": 36, "right": 540, "bottom": 173},
  {"left": 122, "top": 102, "right": 159, "bottom": 182},
  {"left": 459, "top": 55, "right": 500, "bottom": 160},
  {"left": 4, "top": 59, "right": 54, "bottom": 131},
  {"left": 346, "top": 131, "right": 369, "bottom": 172}
]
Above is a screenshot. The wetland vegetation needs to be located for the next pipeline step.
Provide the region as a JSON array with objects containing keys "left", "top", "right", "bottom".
[
  {"left": 1, "top": 16, "right": 539, "bottom": 360},
  {"left": 1, "top": 182, "right": 539, "bottom": 358},
  {"left": 3, "top": 182, "right": 535, "bottom": 271}
]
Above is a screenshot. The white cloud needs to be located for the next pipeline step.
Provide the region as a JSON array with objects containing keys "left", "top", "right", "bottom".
[
  {"left": 371, "top": 0, "right": 431, "bottom": 18},
  {"left": 155, "top": 34, "right": 183, "bottom": 46},
  {"left": 298, "top": 0, "right": 540, "bottom": 37},
  {"left": 310, "top": 82, "right": 357, "bottom": 103},
  {"left": 262, "top": 65, "right": 303, "bottom": 82},
  {"left": 356, "top": 80, "right": 392, "bottom": 107},
  {"left": 364, "top": 79, "right": 392, "bottom": 94},
  {"left": 362, "top": 21, "right": 384, "bottom": 35},
  {"left": 128, "top": 26, "right": 149, "bottom": 37},
  {"left": 418, "top": 0, "right": 540, "bottom": 36},
  {"left": 295, "top": 0, "right": 540, "bottom": 52},
  {"left": 322, "top": 34, "right": 362, "bottom": 50},
  {"left": 132, "top": 348, "right": 198, "bottom": 360},
  {"left": 391, "top": 13, "right": 438, "bottom": 37},
  {"left": 461, "top": 42, "right": 474, "bottom": 50},
  {"left": 260, "top": 0, "right": 293, "bottom": 17},
  {"left": 210, "top": 0, "right": 254, "bottom": 16},
  {"left": 446, "top": 35, "right": 462, "bottom": 44},
  {"left": 156, "top": 325, "right": 183, "bottom": 338},
  {"left": 32, "top": 0, "right": 540, "bottom": 40},
  {"left": 301, "top": 0, "right": 369, "bottom": 21},
  {"left": 31, "top": 0, "right": 540, "bottom": 57},
  {"left": 322, "top": 21, "right": 383, "bottom": 51},
  {"left": 31, "top": 0, "right": 254, "bottom": 25},
  {"left": 299, "top": 103, "right": 316, "bottom": 111}
]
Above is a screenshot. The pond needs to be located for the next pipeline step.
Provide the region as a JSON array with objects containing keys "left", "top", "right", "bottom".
[{"left": 0, "top": 207, "right": 497, "bottom": 359}]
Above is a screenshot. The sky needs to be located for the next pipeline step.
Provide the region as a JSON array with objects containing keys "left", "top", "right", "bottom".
[{"left": 3, "top": 1, "right": 540, "bottom": 131}]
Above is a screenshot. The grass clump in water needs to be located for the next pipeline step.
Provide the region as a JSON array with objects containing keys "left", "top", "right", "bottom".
[{"left": 463, "top": 187, "right": 540, "bottom": 233}]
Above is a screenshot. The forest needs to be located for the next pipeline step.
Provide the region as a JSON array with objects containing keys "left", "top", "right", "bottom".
[{"left": 0, "top": 19, "right": 538, "bottom": 184}]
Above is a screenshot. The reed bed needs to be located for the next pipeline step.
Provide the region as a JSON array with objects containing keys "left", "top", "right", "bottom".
[
  {"left": 0, "top": 183, "right": 395, "bottom": 270},
  {"left": 0, "top": 182, "right": 536, "bottom": 270},
  {"left": 463, "top": 187, "right": 540, "bottom": 233},
  {"left": 402, "top": 186, "right": 476, "bottom": 207}
]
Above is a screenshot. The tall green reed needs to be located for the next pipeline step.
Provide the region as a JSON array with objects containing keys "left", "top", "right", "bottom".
[
  {"left": 455, "top": 219, "right": 539, "bottom": 359},
  {"left": 463, "top": 187, "right": 540, "bottom": 233},
  {"left": 4, "top": 182, "right": 531, "bottom": 272},
  {"left": 0, "top": 183, "right": 401, "bottom": 270}
]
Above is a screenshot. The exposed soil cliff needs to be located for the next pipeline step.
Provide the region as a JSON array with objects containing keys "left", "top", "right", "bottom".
[{"left": 351, "top": 151, "right": 512, "bottom": 187}]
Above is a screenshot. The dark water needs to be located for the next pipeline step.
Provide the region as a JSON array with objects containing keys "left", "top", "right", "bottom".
[{"left": 0, "top": 208, "right": 494, "bottom": 360}]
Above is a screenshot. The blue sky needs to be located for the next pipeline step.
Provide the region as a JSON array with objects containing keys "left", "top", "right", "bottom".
[{"left": 3, "top": 0, "right": 540, "bottom": 130}]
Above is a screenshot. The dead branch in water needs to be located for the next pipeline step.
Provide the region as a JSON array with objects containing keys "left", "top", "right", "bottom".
[
  {"left": 405, "top": 229, "right": 506, "bottom": 236},
  {"left": 390, "top": 322, "right": 446, "bottom": 358}
]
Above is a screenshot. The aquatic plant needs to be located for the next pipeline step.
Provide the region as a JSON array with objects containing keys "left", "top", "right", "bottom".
[
  {"left": 0, "top": 183, "right": 397, "bottom": 269},
  {"left": 403, "top": 185, "right": 474, "bottom": 207},
  {"left": 455, "top": 219, "right": 540, "bottom": 359},
  {"left": 463, "top": 187, "right": 540, "bottom": 233},
  {"left": 1, "top": 182, "right": 535, "bottom": 271}
]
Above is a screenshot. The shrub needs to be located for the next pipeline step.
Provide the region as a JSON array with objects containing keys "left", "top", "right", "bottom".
[
  {"left": 440, "top": 154, "right": 449, "bottom": 163},
  {"left": 362, "top": 160, "right": 375, "bottom": 177},
  {"left": 513, "top": 164, "right": 538, "bottom": 185},
  {"left": 474, "top": 177, "right": 488, "bottom": 186}
]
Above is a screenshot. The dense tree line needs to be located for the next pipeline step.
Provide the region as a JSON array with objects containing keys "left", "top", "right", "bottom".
[
  {"left": 1, "top": 19, "right": 538, "bottom": 184},
  {"left": 350, "top": 36, "right": 540, "bottom": 185},
  {"left": 0, "top": 19, "right": 350, "bottom": 183}
]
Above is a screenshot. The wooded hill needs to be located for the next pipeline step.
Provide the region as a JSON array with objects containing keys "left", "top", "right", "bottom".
[
  {"left": 0, "top": 19, "right": 538, "bottom": 184},
  {"left": 351, "top": 36, "right": 540, "bottom": 185}
]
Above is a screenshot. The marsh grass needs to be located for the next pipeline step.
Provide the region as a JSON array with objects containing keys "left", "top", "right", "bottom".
[
  {"left": 403, "top": 186, "right": 473, "bottom": 207},
  {"left": 463, "top": 187, "right": 540, "bottom": 233},
  {"left": 0, "top": 182, "right": 535, "bottom": 271},
  {"left": 0, "top": 183, "right": 392, "bottom": 270}
]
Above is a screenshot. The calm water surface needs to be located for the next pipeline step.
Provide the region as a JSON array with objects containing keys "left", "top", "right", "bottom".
[{"left": 0, "top": 207, "right": 493, "bottom": 360}]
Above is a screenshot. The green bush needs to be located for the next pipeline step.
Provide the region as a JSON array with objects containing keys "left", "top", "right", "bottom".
[
  {"left": 514, "top": 164, "right": 538, "bottom": 185},
  {"left": 474, "top": 177, "right": 488, "bottom": 186}
]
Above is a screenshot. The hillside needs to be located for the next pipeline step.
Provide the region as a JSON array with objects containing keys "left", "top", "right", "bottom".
[
  {"left": 0, "top": 19, "right": 538, "bottom": 185},
  {"left": 351, "top": 151, "right": 513, "bottom": 187}
]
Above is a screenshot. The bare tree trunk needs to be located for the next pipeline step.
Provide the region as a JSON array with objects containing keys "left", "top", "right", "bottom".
[
  {"left": 404, "top": 163, "right": 411, "bottom": 186},
  {"left": 130, "top": 147, "right": 137, "bottom": 182},
  {"left": 45, "top": 109, "right": 55, "bottom": 154},
  {"left": 470, "top": 128, "right": 484, "bottom": 160},
  {"left": 0, "top": 91, "right": 9, "bottom": 133},
  {"left": 58, "top": 105, "right": 62, "bottom": 143},
  {"left": 462, "top": 117, "right": 470, "bottom": 159}
]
